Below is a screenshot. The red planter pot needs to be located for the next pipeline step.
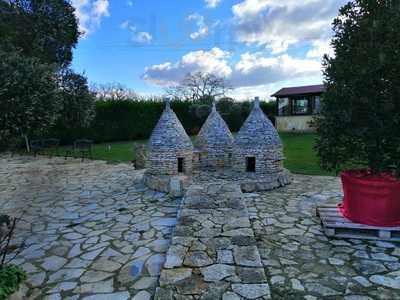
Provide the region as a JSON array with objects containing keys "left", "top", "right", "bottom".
[{"left": 339, "top": 170, "right": 400, "bottom": 227}]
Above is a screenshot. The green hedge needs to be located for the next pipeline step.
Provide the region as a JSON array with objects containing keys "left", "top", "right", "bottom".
[{"left": 50, "top": 99, "right": 276, "bottom": 144}]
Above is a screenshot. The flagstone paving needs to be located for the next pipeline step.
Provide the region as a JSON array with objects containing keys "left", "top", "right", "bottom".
[
  {"left": 245, "top": 176, "right": 400, "bottom": 300},
  {"left": 0, "top": 155, "right": 178, "bottom": 299},
  {"left": 156, "top": 182, "right": 270, "bottom": 300},
  {"left": 1, "top": 155, "right": 399, "bottom": 299}
]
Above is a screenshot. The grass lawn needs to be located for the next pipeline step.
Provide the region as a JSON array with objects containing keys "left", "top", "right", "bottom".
[
  {"left": 280, "top": 133, "right": 335, "bottom": 176},
  {"left": 59, "top": 133, "right": 334, "bottom": 176}
]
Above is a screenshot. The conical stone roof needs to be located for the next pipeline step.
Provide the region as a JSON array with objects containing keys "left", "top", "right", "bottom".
[
  {"left": 235, "top": 98, "right": 282, "bottom": 147},
  {"left": 149, "top": 101, "right": 193, "bottom": 151},
  {"left": 197, "top": 103, "right": 234, "bottom": 148}
]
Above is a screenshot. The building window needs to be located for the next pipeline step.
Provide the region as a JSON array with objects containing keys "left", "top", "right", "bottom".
[
  {"left": 313, "top": 96, "right": 321, "bottom": 114},
  {"left": 178, "top": 158, "right": 184, "bottom": 173},
  {"left": 246, "top": 157, "right": 256, "bottom": 172},
  {"left": 292, "top": 98, "right": 310, "bottom": 115},
  {"left": 278, "top": 98, "right": 290, "bottom": 116}
]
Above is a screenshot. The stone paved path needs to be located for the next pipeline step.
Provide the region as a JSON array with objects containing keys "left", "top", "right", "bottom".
[
  {"left": 0, "top": 155, "right": 179, "bottom": 300},
  {"left": 1, "top": 155, "right": 400, "bottom": 299},
  {"left": 245, "top": 176, "right": 400, "bottom": 300},
  {"left": 156, "top": 182, "right": 269, "bottom": 299}
]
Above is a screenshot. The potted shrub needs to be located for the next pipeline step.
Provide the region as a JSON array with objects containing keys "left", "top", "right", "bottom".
[{"left": 315, "top": 0, "right": 400, "bottom": 226}]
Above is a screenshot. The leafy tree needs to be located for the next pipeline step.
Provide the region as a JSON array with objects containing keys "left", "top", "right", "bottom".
[
  {"left": 53, "top": 69, "right": 96, "bottom": 141},
  {"left": 0, "top": 0, "right": 79, "bottom": 67},
  {"left": 0, "top": 50, "right": 61, "bottom": 151},
  {"left": 216, "top": 97, "right": 235, "bottom": 116},
  {"left": 260, "top": 100, "right": 277, "bottom": 125},
  {"left": 315, "top": 0, "right": 400, "bottom": 176},
  {"left": 0, "top": 0, "right": 99, "bottom": 149}
]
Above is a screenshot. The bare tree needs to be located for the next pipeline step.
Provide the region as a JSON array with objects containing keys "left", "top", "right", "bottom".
[
  {"left": 166, "top": 72, "right": 231, "bottom": 102},
  {"left": 91, "top": 82, "right": 138, "bottom": 101}
]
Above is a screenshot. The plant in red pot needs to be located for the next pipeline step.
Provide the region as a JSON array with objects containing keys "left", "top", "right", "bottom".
[{"left": 315, "top": 0, "right": 400, "bottom": 227}]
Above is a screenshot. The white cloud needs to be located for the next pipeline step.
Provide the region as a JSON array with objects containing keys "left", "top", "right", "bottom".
[
  {"left": 142, "top": 48, "right": 232, "bottom": 86},
  {"left": 228, "top": 84, "right": 279, "bottom": 100},
  {"left": 187, "top": 14, "right": 209, "bottom": 40},
  {"left": 129, "top": 26, "right": 153, "bottom": 44},
  {"left": 120, "top": 21, "right": 153, "bottom": 44},
  {"left": 93, "top": 0, "right": 109, "bottom": 18},
  {"left": 71, "top": 0, "right": 110, "bottom": 36},
  {"left": 142, "top": 47, "right": 322, "bottom": 90},
  {"left": 231, "top": 52, "right": 321, "bottom": 87},
  {"left": 306, "top": 39, "right": 334, "bottom": 59},
  {"left": 232, "top": 0, "right": 346, "bottom": 53},
  {"left": 205, "top": 0, "right": 222, "bottom": 8},
  {"left": 134, "top": 31, "right": 153, "bottom": 44},
  {"left": 229, "top": 76, "right": 322, "bottom": 100},
  {"left": 120, "top": 20, "right": 130, "bottom": 29}
]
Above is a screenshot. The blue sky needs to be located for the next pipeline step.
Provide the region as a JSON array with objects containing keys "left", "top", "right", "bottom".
[{"left": 71, "top": 0, "right": 347, "bottom": 99}]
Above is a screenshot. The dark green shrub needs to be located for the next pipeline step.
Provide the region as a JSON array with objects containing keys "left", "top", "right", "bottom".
[
  {"left": 260, "top": 101, "right": 277, "bottom": 125},
  {"left": 85, "top": 99, "right": 276, "bottom": 143},
  {"left": 0, "top": 215, "right": 26, "bottom": 300},
  {"left": 0, "top": 265, "right": 26, "bottom": 300},
  {"left": 90, "top": 100, "right": 165, "bottom": 143},
  {"left": 13, "top": 97, "right": 275, "bottom": 146},
  {"left": 0, "top": 50, "right": 61, "bottom": 150},
  {"left": 315, "top": 0, "right": 400, "bottom": 176},
  {"left": 51, "top": 69, "right": 96, "bottom": 144}
]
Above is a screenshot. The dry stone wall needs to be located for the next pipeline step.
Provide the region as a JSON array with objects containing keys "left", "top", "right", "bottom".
[
  {"left": 233, "top": 146, "right": 285, "bottom": 175},
  {"left": 147, "top": 150, "right": 193, "bottom": 176}
]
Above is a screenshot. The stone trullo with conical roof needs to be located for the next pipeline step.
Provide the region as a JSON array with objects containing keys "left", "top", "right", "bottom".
[
  {"left": 143, "top": 97, "right": 291, "bottom": 196},
  {"left": 195, "top": 102, "right": 234, "bottom": 169},
  {"left": 143, "top": 100, "right": 193, "bottom": 197},
  {"left": 233, "top": 97, "right": 290, "bottom": 188}
]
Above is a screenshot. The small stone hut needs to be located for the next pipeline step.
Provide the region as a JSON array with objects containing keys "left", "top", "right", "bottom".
[
  {"left": 233, "top": 97, "right": 285, "bottom": 176},
  {"left": 195, "top": 102, "right": 234, "bottom": 169},
  {"left": 147, "top": 101, "right": 194, "bottom": 176}
]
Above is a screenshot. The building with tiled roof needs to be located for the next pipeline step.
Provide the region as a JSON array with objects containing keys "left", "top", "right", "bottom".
[{"left": 272, "top": 84, "right": 325, "bottom": 132}]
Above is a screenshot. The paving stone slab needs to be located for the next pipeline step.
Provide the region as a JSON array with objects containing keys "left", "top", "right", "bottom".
[
  {"left": 156, "top": 182, "right": 269, "bottom": 299},
  {"left": 2, "top": 156, "right": 399, "bottom": 299},
  {"left": 0, "top": 156, "right": 179, "bottom": 299}
]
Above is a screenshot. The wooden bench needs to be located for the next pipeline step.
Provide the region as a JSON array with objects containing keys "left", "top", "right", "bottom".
[{"left": 317, "top": 205, "right": 400, "bottom": 242}]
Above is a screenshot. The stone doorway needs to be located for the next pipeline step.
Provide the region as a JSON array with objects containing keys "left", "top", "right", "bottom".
[
  {"left": 178, "top": 157, "right": 184, "bottom": 173},
  {"left": 246, "top": 157, "right": 256, "bottom": 172}
]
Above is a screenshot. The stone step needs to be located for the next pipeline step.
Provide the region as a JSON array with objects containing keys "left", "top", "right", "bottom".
[{"left": 155, "top": 182, "right": 271, "bottom": 300}]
